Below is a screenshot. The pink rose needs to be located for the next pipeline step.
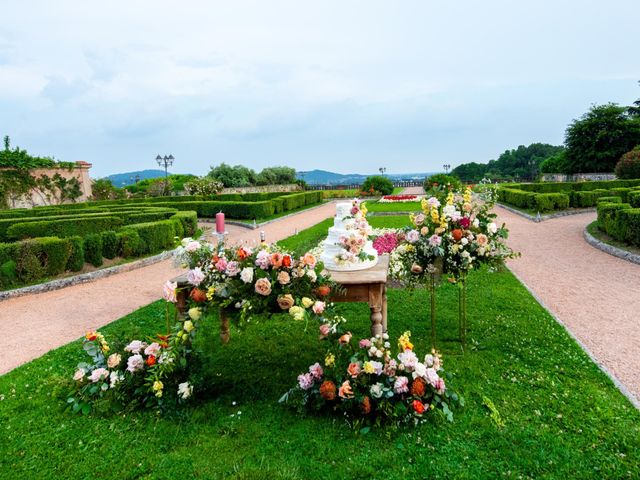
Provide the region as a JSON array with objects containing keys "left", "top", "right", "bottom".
[
  {"left": 187, "top": 268, "right": 205, "bottom": 286},
  {"left": 225, "top": 261, "right": 240, "bottom": 277},
  {"left": 319, "top": 323, "right": 331, "bottom": 339},
  {"left": 476, "top": 233, "right": 488, "bottom": 246},
  {"left": 359, "top": 339, "right": 372, "bottom": 349},
  {"left": 215, "top": 257, "right": 228, "bottom": 272},
  {"left": 406, "top": 230, "right": 420, "bottom": 244},
  {"left": 162, "top": 280, "right": 177, "bottom": 303},
  {"left": 297, "top": 372, "right": 314, "bottom": 390},
  {"left": 255, "top": 250, "right": 270, "bottom": 269},
  {"left": 309, "top": 362, "right": 323, "bottom": 380},
  {"left": 185, "top": 241, "right": 201, "bottom": 252},
  {"left": 393, "top": 376, "right": 409, "bottom": 394},
  {"left": 429, "top": 234, "right": 442, "bottom": 247},
  {"left": 277, "top": 270, "right": 291, "bottom": 285},
  {"left": 312, "top": 301, "right": 325, "bottom": 315},
  {"left": 254, "top": 278, "right": 272, "bottom": 296}
]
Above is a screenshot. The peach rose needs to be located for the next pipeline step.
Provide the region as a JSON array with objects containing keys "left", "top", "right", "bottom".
[
  {"left": 302, "top": 253, "right": 317, "bottom": 268},
  {"left": 277, "top": 294, "right": 295, "bottom": 310},
  {"left": 277, "top": 270, "right": 291, "bottom": 285},
  {"left": 339, "top": 332, "right": 352, "bottom": 345},
  {"left": 270, "top": 253, "right": 283, "bottom": 269},
  {"left": 338, "top": 380, "right": 354, "bottom": 399},
  {"left": 411, "top": 264, "right": 423, "bottom": 274},
  {"left": 476, "top": 233, "right": 488, "bottom": 246},
  {"left": 347, "top": 362, "right": 361, "bottom": 378},
  {"left": 254, "top": 278, "right": 272, "bottom": 296}
]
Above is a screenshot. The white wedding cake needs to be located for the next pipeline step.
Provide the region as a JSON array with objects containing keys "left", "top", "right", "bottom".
[{"left": 321, "top": 201, "right": 379, "bottom": 271}]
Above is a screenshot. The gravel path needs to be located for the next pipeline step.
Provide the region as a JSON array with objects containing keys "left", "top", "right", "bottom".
[
  {"left": 0, "top": 202, "right": 337, "bottom": 375},
  {"left": 495, "top": 206, "right": 640, "bottom": 403}
]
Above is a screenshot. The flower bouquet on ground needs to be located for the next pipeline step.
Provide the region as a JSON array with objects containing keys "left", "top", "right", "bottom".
[
  {"left": 174, "top": 238, "right": 337, "bottom": 326},
  {"left": 280, "top": 328, "right": 462, "bottom": 428}
]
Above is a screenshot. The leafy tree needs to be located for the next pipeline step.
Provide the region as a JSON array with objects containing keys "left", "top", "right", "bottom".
[
  {"left": 539, "top": 151, "right": 571, "bottom": 174},
  {"left": 614, "top": 146, "right": 640, "bottom": 179},
  {"left": 424, "top": 173, "right": 462, "bottom": 191},
  {"left": 183, "top": 177, "right": 224, "bottom": 196},
  {"left": 564, "top": 103, "right": 640, "bottom": 173},
  {"left": 92, "top": 178, "right": 123, "bottom": 200},
  {"left": 361, "top": 175, "right": 393, "bottom": 195},
  {"left": 450, "top": 162, "right": 488, "bottom": 182},
  {"left": 256, "top": 166, "right": 296, "bottom": 185},
  {"left": 207, "top": 163, "right": 257, "bottom": 187}
]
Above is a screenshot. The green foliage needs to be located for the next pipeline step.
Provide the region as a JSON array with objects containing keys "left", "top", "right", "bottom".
[
  {"left": 498, "top": 188, "right": 537, "bottom": 209},
  {"left": 609, "top": 187, "right": 632, "bottom": 203},
  {"left": 116, "top": 229, "right": 142, "bottom": 258},
  {"left": 564, "top": 103, "right": 640, "bottom": 173},
  {"left": 182, "top": 177, "right": 223, "bottom": 196},
  {"left": 66, "top": 236, "right": 85, "bottom": 272},
  {"left": 91, "top": 178, "right": 126, "bottom": 200},
  {"left": 6, "top": 216, "right": 124, "bottom": 240},
  {"left": 614, "top": 147, "right": 640, "bottom": 179},
  {"left": 571, "top": 189, "right": 611, "bottom": 208},
  {"left": 125, "top": 174, "right": 199, "bottom": 195},
  {"left": 255, "top": 166, "right": 297, "bottom": 186},
  {"left": 0, "top": 136, "right": 57, "bottom": 169},
  {"left": 170, "top": 211, "right": 198, "bottom": 237},
  {"left": 362, "top": 175, "right": 394, "bottom": 195},
  {"left": 629, "top": 190, "right": 640, "bottom": 208},
  {"left": 101, "top": 231, "right": 118, "bottom": 259},
  {"left": 539, "top": 151, "right": 571, "bottom": 174},
  {"left": 124, "top": 220, "right": 177, "bottom": 254},
  {"left": 452, "top": 143, "right": 564, "bottom": 181},
  {"left": 424, "top": 173, "right": 462, "bottom": 192},
  {"left": 0, "top": 237, "right": 72, "bottom": 284},
  {"left": 83, "top": 234, "right": 103, "bottom": 267},
  {"left": 207, "top": 163, "right": 257, "bottom": 187},
  {"left": 534, "top": 193, "right": 570, "bottom": 212}
]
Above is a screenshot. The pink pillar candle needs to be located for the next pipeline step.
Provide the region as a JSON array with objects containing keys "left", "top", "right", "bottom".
[{"left": 216, "top": 212, "right": 225, "bottom": 233}]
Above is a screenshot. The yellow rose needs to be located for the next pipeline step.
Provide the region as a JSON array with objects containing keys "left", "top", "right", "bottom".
[
  {"left": 188, "top": 307, "right": 202, "bottom": 321},
  {"left": 325, "top": 353, "right": 335, "bottom": 367},
  {"left": 153, "top": 381, "right": 164, "bottom": 398},
  {"left": 363, "top": 361, "right": 375, "bottom": 374},
  {"left": 289, "top": 306, "right": 305, "bottom": 321},
  {"left": 183, "top": 320, "right": 194, "bottom": 333},
  {"left": 301, "top": 297, "right": 314, "bottom": 309}
]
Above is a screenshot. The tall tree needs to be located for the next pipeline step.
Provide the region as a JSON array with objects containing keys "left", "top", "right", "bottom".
[{"left": 564, "top": 103, "right": 640, "bottom": 173}]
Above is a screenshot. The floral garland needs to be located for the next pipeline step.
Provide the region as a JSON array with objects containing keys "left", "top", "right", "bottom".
[{"left": 280, "top": 325, "right": 462, "bottom": 427}]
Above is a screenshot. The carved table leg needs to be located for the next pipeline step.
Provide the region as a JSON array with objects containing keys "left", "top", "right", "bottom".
[
  {"left": 176, "top": 288, "right": 188, "bottom": 319},
  {"left": 220, "top": 309, "right": 230, "bottom": 344},
  {"left": 369, "top": 285, "right": 383, "bottom": 337},
  {"left": 382, "top": 285, "right": 388, "bottom": 333}
]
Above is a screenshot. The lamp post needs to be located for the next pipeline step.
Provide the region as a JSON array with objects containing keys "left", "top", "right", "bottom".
[
  {"left": 155, "top": 154, "right": 174, "bottom": 195},
  {"left": 443, "top": 164, "right": 451, "bottom": 174},
  {"left": 379, "top": 167, "right": 386, "bottom": 176}
]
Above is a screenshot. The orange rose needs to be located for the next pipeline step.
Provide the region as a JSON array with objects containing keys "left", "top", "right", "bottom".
[
  {"left": 452, "top": 229, "right": 463, "bottom": 242},
  {"left": 319, "top": 380, "right": 336, "bottom": 400},
  {"left": 413, "top": 399, "right": 425, "bottom": 414},
  {"left": 237, "top": 247, "right": 249, "bottom": 260},
  {"left": 190, "top": 288, "right": 207, "bottom": 303},
  {"left": 146, "top": 355, "right": 156, "bottom": 366},
  {"left": 85, "top": 331, "right": 97, "bottom": 341},
  {"left": 338, "top": 380, "right": 354, "bottom": 399},
  {"left": 270, "top": 253, "right": 283, "bottom": 268},
  {"left": 347, "top": 362, "right": 361, "bottom": 378},
  {"left": 282, "top": 255, "right": 292, "bottom": 268},
  {"left": 339, "top": 332, "right": 352, "bottom": 345},
  {"left": 411, "top": 377, "right": 426, "bottom": 397},
  {"left": 317, "top": 285, "right": 331, "bottom": 297}
]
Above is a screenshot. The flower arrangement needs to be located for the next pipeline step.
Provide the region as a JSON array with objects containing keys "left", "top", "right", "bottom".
[
  {"left": 175, "top": 238, "right": 336, "bottom": 324},
  {"left": 67, "top": 320, "right": 199, "bottom": 414},
  {"left": 332, "top": 199, "right": 376, "bottom": 266},
  {"left": 379, "top": 195, "right": 418, "bottom": 203},
  {"left": 372, "top": 232, "right": 399, "bottom": 255},
  {"left": 280, "top": 328, "right": 462, "bottom": 427}
]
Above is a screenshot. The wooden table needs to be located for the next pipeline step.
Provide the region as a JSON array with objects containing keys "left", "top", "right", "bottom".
[
  {"left": 173, "top": 254, "right": 390, "bottom": 342},
  {"left": 327, "top": 255, "right": 390, "bottom": 337}
]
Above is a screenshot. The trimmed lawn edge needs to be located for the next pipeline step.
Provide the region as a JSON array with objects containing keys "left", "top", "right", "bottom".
[
  {"left": 0, "top": 249, "right": 175, "bottom": 302},
  {"left": 506, "top": 264, "right": 640, "bottom": 410},
  {"left": 583, "top": 221, "right": 640, "bottom": 266}
]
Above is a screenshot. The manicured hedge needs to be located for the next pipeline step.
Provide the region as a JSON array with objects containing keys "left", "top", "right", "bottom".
[
  {"left": 150, "top": 201, "right": 275, "bottom": 219},
  {"left": 609, "top": 188, "right": 632, "bottom": 203},
  {"left": 498, "top": 188, "right": 537, "bottom": 209},
  {"left": 597, "top": 202, "right": 632, "bottom": 241},
  {"left": 534, "top": 193, "right": 570, "bottom": 212},
  {"left": 83, "top": 234, "right": 103, "bottom": 267},
  {"left": 571, "top": 189, "right": 611, "bottom": 208},
  {"left": 122, "top": 220, "right": 178, "bottom": 254},
  {"left": 597, "top": 196, "right": 622, "bottom": 204},
  {"left": 6, "top": 216, "right": 124, "bottom": 241},
  {"left": 0, "top": 236, "right": 72, "bottom": 286},
  {"left": 629, "top": 190, "right": 640, "bottom": 208}
]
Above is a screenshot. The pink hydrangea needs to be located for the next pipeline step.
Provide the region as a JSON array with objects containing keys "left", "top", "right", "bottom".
[
  {"left": 126, "top": 354, "right": 145, "bottom": 373},
  {"left": 124, "top": 340, "right": 147, "bottom": 354},
  {"left": 309, "top": 362, "right": 323, "bottom": 380},
  {"left": 372, "top": 233, "right": 398, "bottom": 255},
  {"left": 297, "top": 372, "right": 314, "bottom": 390},
  {"left": 144, "top": 342, "right": 162, "bottom": 357},
  {"left": 215, "top": 257, "right": 228, "bottom": 272},
  {"left": 185, "top": 241, "right": 201, "bottom": 252},
  {"left": 429, "top": 234, "right": 442, "bottom": 247},
  {"left": 394, "top": 376, "right": 409, "bottom": 394}
]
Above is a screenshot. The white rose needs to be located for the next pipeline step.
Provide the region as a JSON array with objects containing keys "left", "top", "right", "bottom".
[
  {"left": 306, "top": 270, "right": 317, "bottom": 282},
  {"left": 240, "top": 267, "right": 254, "bottom": 284},
  {"left": 488, "top": 222, "right": 498, "bottom": 234},
  {"left": 370, "top": 383, "right": 384, "bottom": 399}
]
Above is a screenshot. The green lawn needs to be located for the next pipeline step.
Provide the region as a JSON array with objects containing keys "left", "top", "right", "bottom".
[
  {"left": 365, "top": 201, "right": 422, "bottom": 213},
  {"left": 1, "top": 217, "right": 639, "bottom": 479}
]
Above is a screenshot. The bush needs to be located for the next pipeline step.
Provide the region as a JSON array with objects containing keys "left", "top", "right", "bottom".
[
  {"left": 597, "top": 196, "right": 622, "bottom": 204},
  {"left": 534, "top": 193, "right": 570, "bottom": 212},
  {"left": 498, "top": 188, "right": 537, "bottom": 209},
  {"left": 597, "top": 202, "right": 630, "bottom": 237},
  {"left": 170, "top": 211, "right": 198, "bottom": 237},
  {"left": 6, "top": 216, "right": 123, "bottom": 241},
  {"left": 66, "top": 236, "right": 85, "bottom": 272},
  {"left": 617, "top": 209, "right": 640, "bottom": 246},
  {"left": 117, "top": 230, "right": 142, "bottom": 258},
  {"left": 150, "top": 201, "right": 274, "bottom": 219},
  {"left": 570, "top": 189, "right": 610, "bottom": 208},
  {"left": 362, "top": 176, "right": 394, "bottom": 195},
  {"left": 101, "top": 231, "right": 119, "bottom": 259},
  {"left": 629, "top": 190, "right": 640, "bottom": 208},
  {"left": 423, "top": 174, "right": 462, "bottom": 193},
  {"left": 36, "top": 237, "right": 72, "bottom": 276},
  {"left": 1, "top": 237, "right": 73, "bottom": 283},
  {"left": 83, "top": 234, "right": 103, "bottom": 267},
  {"left": 609, "top": 187, "right": 632, "bottom": 203},
  {"left": 124, "top": 220, "right": 176, "bottom": 254},
  {"left": 614, "top": 147, "right": 640, "bottom": 179}
]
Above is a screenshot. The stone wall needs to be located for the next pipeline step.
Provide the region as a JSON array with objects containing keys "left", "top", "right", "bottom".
[
  {"left": 220, "top": 184, "right": 302, "bottom": 195},
  {"left": 3, "top": 161, "right": 93, "bottom": 208},
  {"left": 541, "top": 172, "right": 616, "bottom": 183}
]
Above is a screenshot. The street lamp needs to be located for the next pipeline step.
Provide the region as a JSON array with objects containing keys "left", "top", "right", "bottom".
[
  {"left": 379, "top": 167, "right": 386, "bottom": 176},
  {"left": 156, "top": 154, "right": 174, "bottom": 195},
  {"left": 443, "top": 164, "right": 451, "bottom": 174}
]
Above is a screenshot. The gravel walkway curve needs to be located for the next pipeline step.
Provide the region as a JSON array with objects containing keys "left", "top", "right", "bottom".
[
  {"left": 495, "top": 207, "right": 640, "bottom": 403},
  {"left": 0, "top": 202, "right": 338, "bottom": 375}
]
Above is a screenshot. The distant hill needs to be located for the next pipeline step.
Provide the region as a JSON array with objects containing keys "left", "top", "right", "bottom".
[
  {"left": 297, "top": 169, "right": 436, "bottom": 185},
  {"left": 105, "top": 169, "right": 184, "bottom": 187}
]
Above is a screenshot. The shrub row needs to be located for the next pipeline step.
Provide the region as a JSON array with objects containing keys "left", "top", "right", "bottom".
[
  {"left": 514, "top": 179, "right": 640, "bottom": 193},
  {"left": 0, "top": 214, "right": 192, "bottom": 289},
  {"left": 597, "top": 200, "right": 640, "bottom": 247}
]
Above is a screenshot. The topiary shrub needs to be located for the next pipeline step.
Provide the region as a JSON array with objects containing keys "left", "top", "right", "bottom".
[
  {"left": 534, "top": 193, "right": 570, "bottom": 212},
  {"left": 614, "top": 147, "right": 640, "bottom": 180},
  {"left": 362, "top": 176, "right": 394, "bottom": 196},
  {"left": 423, "top": 174, "right": 462, "bottom": 193},
  {"left": 66, "top": 236, "right": 85, "bottom": 272},
  {"left": 36, "top": 237, "right": 72, "bottom": 276},
  {"left": 83, "top": 234, "right": 103, "bottom": 267},
  {"left": 101, "top": 231, "right": 119, "bottom": 259},
  {"left": 629, "top": 190, "right": 640, "bottom": 208},
  {"left": 117, "top": 229, "right": 142, "bottom": 257},
  {"left": 170, "top": 211, "right": 197, "bottom": 237},
  {"left": 124, "top": 220, "right": 176, "bottom": 254}
]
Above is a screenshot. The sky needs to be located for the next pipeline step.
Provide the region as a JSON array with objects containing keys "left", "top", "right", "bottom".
[{"left": 1, "top": 1, "right": 639, "bottom": 178}]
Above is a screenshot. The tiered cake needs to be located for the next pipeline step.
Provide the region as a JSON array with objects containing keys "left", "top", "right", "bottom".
[{"left": 321, "top": 202, "right": 379, "bottom": 271}]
